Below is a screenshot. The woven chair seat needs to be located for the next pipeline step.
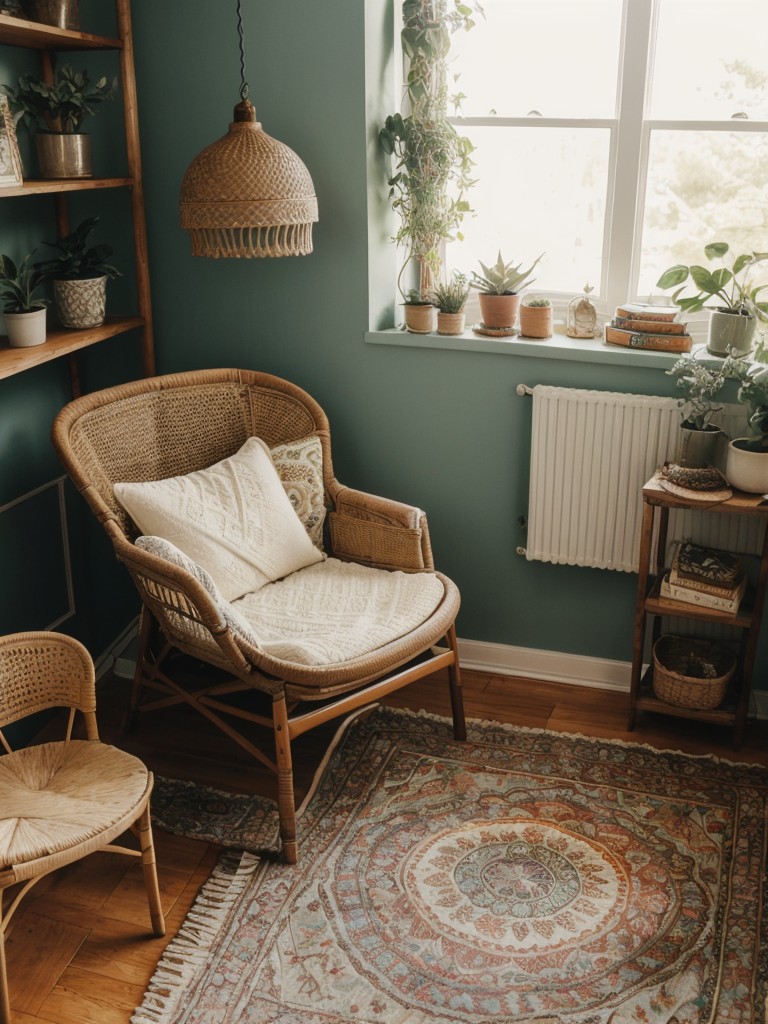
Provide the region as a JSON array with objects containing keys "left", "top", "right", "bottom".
[{"left": 0, "top": 740, "right": 150, "bottom": 877}]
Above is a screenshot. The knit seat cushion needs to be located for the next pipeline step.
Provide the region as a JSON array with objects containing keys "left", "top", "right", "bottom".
[
  {"left": 0, "top": 740, "right": 149, "bottom": 870},
  {"left": 232, "top": 557, "right": 445, "bottom": 667}
]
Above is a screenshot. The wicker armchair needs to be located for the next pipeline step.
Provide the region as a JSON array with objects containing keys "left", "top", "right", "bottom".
[
  {"left": 52, "top": 369, "right": 465, "bottom": 863},
  {"left": 0, "top": 631, "right": 165, "bottom": 1024}
]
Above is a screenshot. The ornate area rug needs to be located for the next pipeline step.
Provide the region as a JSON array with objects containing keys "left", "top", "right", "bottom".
[{"left": 135, "top": 706, "right": 768, "bottom": 1023}]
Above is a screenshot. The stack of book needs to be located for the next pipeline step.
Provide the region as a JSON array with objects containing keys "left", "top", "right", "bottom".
[
  {"left": 604, "top": 303, "right": 692, "bottom": 353},
  {"left": 660, "top": 541, "right": 746, "bottom": 614}
]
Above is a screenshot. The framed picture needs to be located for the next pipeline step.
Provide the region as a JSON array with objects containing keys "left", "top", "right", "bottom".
[{"left": 0, "top": 95, "right": 23, "bottom": 188}]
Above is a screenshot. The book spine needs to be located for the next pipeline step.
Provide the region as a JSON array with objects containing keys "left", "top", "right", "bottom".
[
  {"left": 667, "top": 567, "right": 743, "bottom": 598},
  {"left": 611, "top": 316, "right": 688, "bottom": 335},
  {"left": 604, "top": 325, "right": 692, "bottom": 352},
  {"left": 614, "top": 305, "right": 679, "bottom": 322},
  {"left": 661, "top": 576, "right": 742, "bottom": 613}
]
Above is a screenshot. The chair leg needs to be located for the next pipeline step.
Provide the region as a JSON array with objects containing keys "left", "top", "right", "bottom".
[
  {"left": 447, "top": 624, "right": 466, "bottom": 741},
  {"left": 0, "top": 906, "right": 10, "bottom": 1024},
  {"left": 137, "top": 803, "right": 166, "bottom": 936},
  {"left": 273, "top": 693, "right": 298, "bottom": 864}
]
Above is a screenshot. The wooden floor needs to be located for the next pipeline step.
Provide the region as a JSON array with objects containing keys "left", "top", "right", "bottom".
[{"left": 7, "top": 665, "right": 768, "bottom": 1023}]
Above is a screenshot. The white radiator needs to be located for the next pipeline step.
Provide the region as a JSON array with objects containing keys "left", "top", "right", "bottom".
[{"left": 524, "top": 384, "right": 763, "bottom": 573}]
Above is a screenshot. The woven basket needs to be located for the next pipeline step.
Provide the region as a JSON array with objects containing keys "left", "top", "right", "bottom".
[{"left": 652, "top": 635, "right": 736, "bottom": 710}]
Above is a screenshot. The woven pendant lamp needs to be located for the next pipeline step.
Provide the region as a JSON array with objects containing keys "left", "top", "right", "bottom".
[{"left": 179, "top": 0, "right": 318, "bottom": 258}]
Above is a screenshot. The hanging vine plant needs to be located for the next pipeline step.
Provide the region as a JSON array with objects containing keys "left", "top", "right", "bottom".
[{"left": 379, "top": 0, "right": 481, "bottom": 302}]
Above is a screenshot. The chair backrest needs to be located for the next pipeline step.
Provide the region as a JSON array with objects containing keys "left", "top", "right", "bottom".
[
  {"left": 52, "top": 368, "right": 333, "bottom": 542},
  {"left": 0, "top": 632, "right": 97, "bottom": 747}
]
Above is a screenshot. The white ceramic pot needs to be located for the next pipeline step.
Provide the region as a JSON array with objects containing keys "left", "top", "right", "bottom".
[
  {"left": 4, "top": 307, "right": 47, "bottom": 348},
  {"left": 725, "top": 438, "right": 768, "bottom": 494},
  {"left": 707, "top": 309, "right": 756, "bottom": 357}
]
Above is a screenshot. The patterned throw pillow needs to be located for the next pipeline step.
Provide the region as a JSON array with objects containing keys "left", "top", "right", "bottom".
[
  {"left": 270, "top": 435, "right": 326, "bottom": 549},
  {"left": 114, "top": 437, "right": 323, "bottom": 602}
]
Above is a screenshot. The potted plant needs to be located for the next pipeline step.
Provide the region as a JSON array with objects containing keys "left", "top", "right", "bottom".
[
  {"left": 2, "top": 64, "right": 117, "bottom": 178},
  {"left": 22, "top": 0, "right": 79, "bottom": 30},
  {"left": 518, "top": 296, "right": 552, "bottom": 339},
  {"left": 0, "top": 251, "right": 47, "bottom": 348},
  {"left": 431, "top": 272, "right": 469, "bottom": 336},
  {"left": 666, "top": 352, "right": 727, "bottom": 468},
  {"left": 721, "top": 354, "right": 768, "bottom": 493},
  {"left": 401, "top": 288, "right": 435, "bottom": 335},
  {"left": 35, "top": 216, "right": 121, "bottom": 329},
  {"left": 380, "top": 1, "right": 480, "bottom": 306},
  {"left": 469, "top": 251, "right": 544, "bottom": 330},
  {"left": 656, "top": 243, "right": 768, "bottom": 357}
]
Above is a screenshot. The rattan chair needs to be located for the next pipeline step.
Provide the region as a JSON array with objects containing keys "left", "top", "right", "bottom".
[
  {"left": 52, "top": 368, "right": 465, "bottom": 863},
  {"left": 0, "top": 631, "right": 165, "bottom": 1024}
]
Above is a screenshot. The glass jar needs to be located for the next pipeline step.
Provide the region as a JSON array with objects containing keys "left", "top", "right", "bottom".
[{"left": 566, "top": 285, "right": 598, "bottom": 338}]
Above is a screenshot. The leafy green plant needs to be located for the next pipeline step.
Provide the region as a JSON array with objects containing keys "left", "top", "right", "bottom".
[
  {"left": 0, "top": 252, "right": 47, "bottom": 314},
  {"left": 656, "top": 243, "right": 768, "bottom": 322},
  {"left": 402, "top": 288, "right": 433, "bottom": 306},
  {"left": 723, "top": 353, "right": 768, "bottom": 451},
  {"left": 380, "top": 0, "right": 482, "bottom": 301},
  {"left": 2, "top": 65, "right": 117, "bottom": 134},
  {"left": 35, "top": 217, "right": 121, "bottom": 281},
  {"left": 666, "top": 352, "right": 726, "bottom": 431},
  {"left": 431, "top": 271, "right": 469, "bottom": 313},
  {"left": 470, "top": 251, "right": 543, "bottom": 295},
  {"left": 522, "top": 295, "right": 551, "bottom": 307}
]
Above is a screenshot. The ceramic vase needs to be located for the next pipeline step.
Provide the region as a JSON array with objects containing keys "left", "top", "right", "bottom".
[
  {"left": 725, "top": 439, "right": 768, "bottom": 494},
  {"left": 4, "top": 307, "right": 47, "bottom": 347},
  {"left": 479, "top": 293, "right": 519, "bottom": 330},
  {"left": 707, "top": 309, "right": 756, "bottom": 357},
  {"left": 437, "top": 310, "right": 466, "bottom": 336},
  {"left": 403, "top": 303, "right": 435, "bottom": 334},
  {"left": 677, "top": 425, "right": 724, "bottom": 469}
]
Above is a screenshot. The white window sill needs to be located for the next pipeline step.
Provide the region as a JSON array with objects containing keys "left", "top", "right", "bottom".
[{"left": 364, "top": 325, "right": 691, "bottom": 369}]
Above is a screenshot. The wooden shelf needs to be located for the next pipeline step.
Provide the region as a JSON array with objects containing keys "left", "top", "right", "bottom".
[
  {"left": 0, "top": 177, "right": 133, "bottom": 197},
  {"left": 0, "top": 12, "right": 121, "bottom": 49},
  {"left": 0, "top": 316, "right": 143, "bottom": 379},
  {"left": 636, "top": 668, "right": 737, "bottom": 726}
]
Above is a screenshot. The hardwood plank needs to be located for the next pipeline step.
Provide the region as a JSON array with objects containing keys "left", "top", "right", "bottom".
[
  {"left": 36, "top": 966, "right": 146, "bottom": 1024},
  {"left": 6, "top": 912, "right": 88, "bottom": 1015}
]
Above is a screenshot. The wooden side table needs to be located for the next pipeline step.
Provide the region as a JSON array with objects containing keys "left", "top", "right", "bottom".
[{"left": 628, "top": 473, "right": 768, "bottom": 747}]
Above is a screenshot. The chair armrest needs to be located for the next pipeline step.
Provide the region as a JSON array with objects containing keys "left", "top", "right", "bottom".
[{"left": 327, "top": 485, "right": 434, "bottom": 571}]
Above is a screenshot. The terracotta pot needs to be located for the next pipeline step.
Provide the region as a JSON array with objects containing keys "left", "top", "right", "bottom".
[
  {"left": 478, "top": 292, "right": 520, "bottom": 330},
  {"left": 725, "top": 438, "right": 768, "bottom": 494},
  {"left": 677, "top": 425, "right": 725, "bottom": 469},
  {"left": 54, "top": 276, "right": 106, "bottom": 329},
  {"left": 4, "top": 307, "right": 46, "bottom": 348},
  {"left": 36, "top": 132, "right": 92, "bottom": 179},
  {"left": 518, "top": 305, "right": 553, "bottom": 339},
  {"left": 403, "top": 303, "right": 435, "bottom": 335},
  {"left": 436, "top": 310, "right": 466, "bottom": 336},
  {"left": 707, "top": 308, "right": 755, "bottom": 357}
]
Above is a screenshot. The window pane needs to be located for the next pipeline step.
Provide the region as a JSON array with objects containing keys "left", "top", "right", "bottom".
[
  {"left": 650, "top": 0, "right": 768, "bottom": 120},
  {"left": 450, "top": 1, "right": 621, "bottom": 119},
  {"left": 637, "top": 130, "right": 768, "bottom": 299},
  {"left": 445, "top": 126, "right": 610, "bottom": 295}
]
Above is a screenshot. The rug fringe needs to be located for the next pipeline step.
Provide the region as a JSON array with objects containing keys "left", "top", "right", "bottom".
[{"left": 130, "top": 850, "right": 259, "bottom": 1023}]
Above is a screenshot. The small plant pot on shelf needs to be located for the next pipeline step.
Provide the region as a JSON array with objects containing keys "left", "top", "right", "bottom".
[
  {"left": 677, "top": 425, "right": 724, "bottom": 469},
  {"left": 707, "top": 309, "right": 756, "bottom": 357},
  {"left": 4, "top": 307, "right": 46, "bottom": 348},
  {"left": 22, "top": 0, "right": 79, "bottom": 29},
  {"left": 519, "top": 304, "right": 553, "bottom": 339},
  {"left": 725, "top": 439, "right": 768, "bottom": 494},
  {"left": 36, "top": 132, "right": 92, "bottom": 179},
  {"left": 437, "top": 310, "right": 465, "bottom": 336},
  {"left": 479, "top": 292, "right": 519, "bottom": 330},
  {"left": 54, "top": 276, "right": 106, "bottom": 329},
  {"left": 652, "top": 635, "right": 735, "bottom": 710},
  {"left": 403, "top": 303, "right": 435, "bottom": 335}
]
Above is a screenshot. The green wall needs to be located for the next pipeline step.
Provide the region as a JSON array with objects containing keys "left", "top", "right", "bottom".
[{"left": 2, "top": 0, "right": 766, "bottom": 689}]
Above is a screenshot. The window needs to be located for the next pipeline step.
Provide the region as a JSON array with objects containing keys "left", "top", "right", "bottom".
[{"left": 443, "top": 0, "right": 768, "bottom": 314}]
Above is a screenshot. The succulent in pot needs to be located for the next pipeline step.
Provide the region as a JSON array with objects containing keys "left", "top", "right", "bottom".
[
  {"left": 721, "top": 353, "right": 768, "bottom": 492},
  {"left": 656, "top": 243, "right": 768, "bottom": 357},
  {"left": 665, "top": 352, "right": 727, "bottom": 469},
  {"left": 2, "top": 65, "right": 117, "bottom": 178},
  {"left": 401, "top": 287, "right": 436, "bottom": 335},
  {"left": 518, "top": 295, "right": 552, "bottom": 339},
  {"left": 470, "top": 251, "right": 544, "bottom": 329},
  {"left": 0, "top": 250, "right": 48, "bottom": 348},
  {"left": 431, "top": 272, "right": 470, "bottom": 336},
  {"left": 35, "top": 216, "right": 121, "bottom": 329}
]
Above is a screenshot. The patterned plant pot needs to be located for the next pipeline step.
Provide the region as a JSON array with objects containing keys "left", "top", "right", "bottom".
[
  {"left": 54, "top": 276, "right": 107, "bottom": 329},
  {"left": 518, "top": 305, "right": 553, "bottom": 339},
  {"left": 436, "top": 310, "right": 465, "bottom": 336}
]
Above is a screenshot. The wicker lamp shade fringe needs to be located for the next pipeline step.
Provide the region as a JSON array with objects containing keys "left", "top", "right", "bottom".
[{"left": 180, "top": 101, "right": 318, "bottom": 259}]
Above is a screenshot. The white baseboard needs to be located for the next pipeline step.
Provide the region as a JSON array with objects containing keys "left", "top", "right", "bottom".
[
  {"left": 457, "top": 637, "right": 632, "bottom": 692},
  {"left": 94, "top": 617, "right": 140, "bottom": 681}
]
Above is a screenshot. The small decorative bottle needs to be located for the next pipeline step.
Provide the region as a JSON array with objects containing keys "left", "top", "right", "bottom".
[{"left": 566, "top": 284, "right": 598, "bottom": 338}]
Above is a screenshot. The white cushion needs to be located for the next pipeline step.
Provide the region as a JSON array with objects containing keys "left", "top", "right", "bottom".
[
  {"left": 232, "top": 557, "right": 445, "bottom": 666},
  {"left": 270, "top": 435, "right": 325, "bottom": 548},
  {"left": 115, "top": 437, "right": 323, "bottom": 601}
]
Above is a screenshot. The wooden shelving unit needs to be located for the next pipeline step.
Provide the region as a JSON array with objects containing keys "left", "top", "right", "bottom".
[
  {"left": 628, "top": 472, "right": 768, "bottom": 747},
  {"left": 0, "top": 1, "right": 154, "bottom": 394}
]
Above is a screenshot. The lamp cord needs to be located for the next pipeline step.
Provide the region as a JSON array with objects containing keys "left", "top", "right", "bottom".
[{"left": 236, "top": 0, "right": 249, "bottom": 101}]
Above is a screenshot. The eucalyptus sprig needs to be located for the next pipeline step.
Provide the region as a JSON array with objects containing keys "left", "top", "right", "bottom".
[
  {"left": 666, "top": 352, "right": 726, "bottom": 431},
  {"left": 2, "top": 65, "right": 117, "bottom": 134}
]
